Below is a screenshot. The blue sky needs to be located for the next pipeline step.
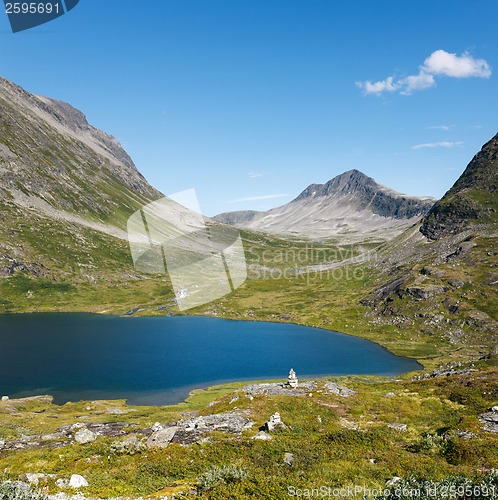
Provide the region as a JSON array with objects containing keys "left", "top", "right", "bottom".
[{"left": 1, "top": 0, "right": 497, "bottom": 216}]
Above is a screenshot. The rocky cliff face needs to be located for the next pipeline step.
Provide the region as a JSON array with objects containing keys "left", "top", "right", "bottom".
[
  {"left": 421, "top": 134, "right": 498, "bottom": 240},
  {"left": 215, "top": 170, "right": 436, "bottom": 242}
]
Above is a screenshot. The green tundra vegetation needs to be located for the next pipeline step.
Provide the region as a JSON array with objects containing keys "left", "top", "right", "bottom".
[{"left": 0, "top": 368, "right": 497, "bottom": 498}]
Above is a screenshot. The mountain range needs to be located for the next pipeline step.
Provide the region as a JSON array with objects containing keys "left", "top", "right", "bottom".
[
  {"left": 214, "top": 169, "right": 437, "bottom": 242},
  {"left": 0, "top": 75, "right": 496, "bottom": 353}
]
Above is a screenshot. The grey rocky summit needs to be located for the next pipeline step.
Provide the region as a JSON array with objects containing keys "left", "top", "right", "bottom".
[{"left": 214, "top": 169, "right": 436, "bottom": 242}]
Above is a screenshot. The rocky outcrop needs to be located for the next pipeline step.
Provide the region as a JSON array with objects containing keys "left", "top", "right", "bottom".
[
  {"left": 146, "top": 427, "right": 178, "bottom": 448},
  {"left": 479, "top": 411, "right": 498, "bottom": 433},
  {"left": 324, "top": 382, "right": 356, "bottom": 397},
  {"left": 421, "top": 133, "right": 498, "bottom": 240},
  {"left": 243, "top": 381, "right": 317, "bottom": 397},
  {"left": 171, "top": 413, "right": 254, "bottom": 446}
]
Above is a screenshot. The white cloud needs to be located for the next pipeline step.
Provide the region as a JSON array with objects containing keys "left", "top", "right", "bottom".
[
  {"left": 422, "top": 50, "right": 491, "bottom": 78},
  {"left": 399, "top": 71, "right": 435, "bottom": 95},
  {"left": 357, "top": 49, "right": 491, "bottom": 96},
  {"left": 228, "top": 193, "right": 289, "bottom": 203},
  {"left": 355, "top": 76, "right": 398, "bottom": 95},
  {"left": 413, "top": 141, "right": 464, "bottom": 149},
  {"left": 427, "top": 125, "right": 451, "bottom": 130}
]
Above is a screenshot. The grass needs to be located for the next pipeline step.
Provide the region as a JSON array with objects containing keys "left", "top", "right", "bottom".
[{"left": 1, "top": 369, "right": 497, "bottom": 498}]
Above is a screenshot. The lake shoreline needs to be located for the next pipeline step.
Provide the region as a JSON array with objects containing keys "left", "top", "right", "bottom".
[{"left": 0, "top": 313, "right": 422, "bottom": 406}]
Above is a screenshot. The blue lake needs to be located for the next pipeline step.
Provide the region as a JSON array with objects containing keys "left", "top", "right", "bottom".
[{"left": 0, "top": 314, "right": 421, "bottom": 405}]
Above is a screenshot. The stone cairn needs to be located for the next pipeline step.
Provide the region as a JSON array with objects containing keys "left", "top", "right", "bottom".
[{"left": 287, "top": 368, "right": 298, "bottom": 388}]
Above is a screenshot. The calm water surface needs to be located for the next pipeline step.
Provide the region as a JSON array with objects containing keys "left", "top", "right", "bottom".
[{"left": 0, "top": 314, "right": 420, "bottom": 405}]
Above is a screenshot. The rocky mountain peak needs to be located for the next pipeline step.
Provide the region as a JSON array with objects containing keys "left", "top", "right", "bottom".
[{"left": 214, "top": 169, "right": 436, "bottom": 242}]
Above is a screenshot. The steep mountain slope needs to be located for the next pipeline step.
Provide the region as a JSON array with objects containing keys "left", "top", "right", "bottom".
[
  {"left": 214, "top": 170, "right": 436, "bottom": 242},
  {"left": 421, "top": 133, "right": 498, "bottom": 239},
  {"left": 0, "top": 76, "right": 161, "bottom": 228},
  {"left": 0, "top": 76, "right": 163, "bottom": 291},
  {"left": 362, "top": 133, "right": 498, "bottom": 357}
]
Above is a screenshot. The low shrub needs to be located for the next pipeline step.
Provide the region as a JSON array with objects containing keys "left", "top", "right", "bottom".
[
  {"left": 197, "top": 464, "right": 249, "bottom": 492},
  {"left": 0, "top": 482, "right": 47, "bottom": 500}
]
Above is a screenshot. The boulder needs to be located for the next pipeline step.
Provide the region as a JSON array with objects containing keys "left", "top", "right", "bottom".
[
  {"left": 252, "top": 431, "right": 273, "bottom": 441},
  {"left": 25, "top": 473, "right": 46, "bottom": 485},
  {"left": 69, "top": 474, "right": 88, "bottom": 488},
  {"left": 55, "top": 478, "right": 69, "bottom": 488},
  {"left": 479, "top": 412, "right": 498, "bottom": 433},
  {"left": 74, "top": 428, "right": 97, "bottom": 444},
  {"left": 324, "top": 382, "right": 357, "bottom": 397},
  {"left": 1, "top": 396, "right": 9, "bottom": 401},
  {"left": 386, "top": 477, "right": 402, "bottom": 487},
  {"left": 151, "top": 422, "right": 163, "bottom": 432},
  {"left": 147, "top": 427, "right": 178, "bottom": 449}
]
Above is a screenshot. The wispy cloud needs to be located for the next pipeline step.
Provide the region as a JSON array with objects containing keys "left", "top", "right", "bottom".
[
  {"left": 356, "top": 50, "right": 491, "bottom": 96},
  {"left": 248, "top": 171, "right": 272, "bottom": 178},
  {"left": 228, "top": 193, "right": 289, "bottom": 203},
  {"left": 413, "top": 141, "right": 464, "bottom": 150},
  {"left": 427, "top": 125, "right": 451, "bottom": 131}
]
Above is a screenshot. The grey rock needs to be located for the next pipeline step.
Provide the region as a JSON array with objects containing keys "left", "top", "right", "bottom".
[
  {"left": 244, "top": 381, "right": 317, "bottom": 397},
  {"left": 69, "top": 474, "right": 88, "bottom": 488},
  {"left": 452, "top": 430, "right": 475, "bottom": 439},
  {"left": 479, "top": 412, "right": 498, "bottom": 433},
  {"left": 1, "top": 396, "right": 9, "bottom": 401},
  {"left": 283, "top": 452, "right": 294, "bottom": 466},
  {"left": 252, "top": 431, "right": 273, "bottom": 441},
  {"left": 146, "top": 427, "right": 178, "bottom": 449},
  {"left": 59, "top": 422, "right": 129, "bottom": 439},
  {"left": 25, "top": 473, "right": 46, "bottom": 485},
  {"left": 55, "top": 478, "right": 70, "bottom": 488},
  {"left": 173, "top": 413, "right": 254, "bottom": 446},
  {"left": 106, "top": 408, "right": 125, "bottom": 415},
  {"left": 387, "top": 423, "right": 407, "bottom": 432},
  {"left": 74, "top": 428, "right": 96, "bottom": 444},
  {"left": 383, "top": 392, "right": 396, "bottom": 398},
  {"left": 406, "top": 285, "right": 444, "bottom": 300},
  {"left": 324, "top": 382, "right": 357, "bottom": 397},
  {"left": 151, "top": 422, "right": 163, "bottom": 432}
]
